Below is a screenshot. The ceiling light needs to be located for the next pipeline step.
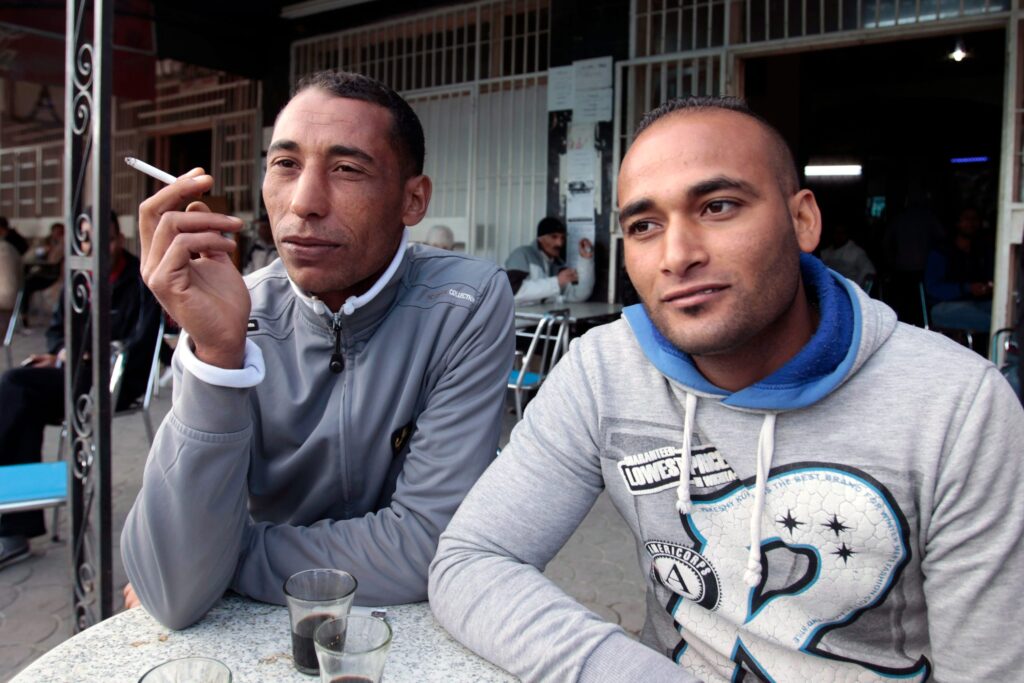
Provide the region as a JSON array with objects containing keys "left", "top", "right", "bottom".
[
  {"left": 949, "top": 40, "right": 968, "bottom": 62},
  {"left": 804, "top": 164, "right": 862, "bottom": 177},
  {"left": 950, "top": 156, "right": 989, "bottom": 164}
]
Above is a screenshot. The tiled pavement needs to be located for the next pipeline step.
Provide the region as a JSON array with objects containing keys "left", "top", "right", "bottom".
[{"left": 0, "top": 325, "right": 645, "bottom": 682}]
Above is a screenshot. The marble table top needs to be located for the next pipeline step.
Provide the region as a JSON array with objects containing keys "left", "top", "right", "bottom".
[{"left": 13, "top": 596, "right": 517, "bottom": 682}]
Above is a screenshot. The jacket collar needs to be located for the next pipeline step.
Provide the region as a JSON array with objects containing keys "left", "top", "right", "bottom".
[{"left": 290, "top": 228, "right": 410, "bottom": 338}]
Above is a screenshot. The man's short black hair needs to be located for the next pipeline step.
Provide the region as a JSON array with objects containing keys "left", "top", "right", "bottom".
[
  {"left": 635, "top": 96, "right": 799, "bottom": 195},
  {"left": 293, "top": 71, "right": 426, "bottom": 178}
]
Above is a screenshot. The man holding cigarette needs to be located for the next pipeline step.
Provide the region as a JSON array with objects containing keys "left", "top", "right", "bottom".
[{"left": 121, "top": 71, "right": 514, "bottom": 628}]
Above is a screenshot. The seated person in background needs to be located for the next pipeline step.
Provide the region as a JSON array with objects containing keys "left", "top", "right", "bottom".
[
  {"left": 20, "top": 222, "right": 65, "bottom": 328},
  {"left": 121, "top": 71, "right": 514, "bottom": 629},
  {"left": 924, "top": 207, "right": 993, "bottom": 332},
  {"left": 505, "top": 216, "right": 594, "bottom": 305},
  {"left": 0, "top": 216, "right": 29, "bottom": 256},
  {"left": 0, "top": 219, "right": 22, "bottom": 325},
  {"left": 819, "top": 220, "right": 875, "bottom": 291},
  {"left": 242, "top": 214, "right": 278, "bottom": 275},
  {"left": 0, "top": 210, "right": 162, "bottom": 569},
  {"left": 429, "top": 97, "right": 1024, "bottom": 682},
  {"left": 424, "top": 224, "right": 455, "bottom": 250}
]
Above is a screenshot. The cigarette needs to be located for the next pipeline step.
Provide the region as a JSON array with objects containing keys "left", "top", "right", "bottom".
[{"left": 124, "top": 157, "right": 177, "bottom": 185}]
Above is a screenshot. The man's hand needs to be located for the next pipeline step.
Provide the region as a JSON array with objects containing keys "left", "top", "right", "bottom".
[
  {"left": 557, "top": 268, "right": 579, "bottom": 288},
  {"left": 123, "top": 583, "right": 141, "bottom": 610},
  {"left": 578, "top": 238, "right": 594, "bottom": 259},
  {"left": 138, "top": 169, "right": 250, "bottom": 369},
  {"left": 21, "top": 351, "right": 62, "bottom": 368}
]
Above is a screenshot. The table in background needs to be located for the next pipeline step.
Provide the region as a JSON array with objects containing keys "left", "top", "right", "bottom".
[
  {"left": 12, "top": 596, "right": 516, "bottom": 683},
  {"left": 515, "top": 301, "right": 623, "bottom": 331}
]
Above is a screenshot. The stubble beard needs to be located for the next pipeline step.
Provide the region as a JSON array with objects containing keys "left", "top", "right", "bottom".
[{"left": 645, "top": 268, "right": 801, "bottom": 359}]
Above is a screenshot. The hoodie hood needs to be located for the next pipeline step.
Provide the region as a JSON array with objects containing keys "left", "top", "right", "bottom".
[
  {"left": 623, "top": 253, "right": 899, "bottom": 586},
  {"left": 623, "top": 253, "right": 883, "bottom": 411}
]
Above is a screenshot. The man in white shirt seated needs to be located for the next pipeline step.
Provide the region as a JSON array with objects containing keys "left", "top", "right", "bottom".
[
  {"left": 819, "top": 222, "right": 875, "bottom": 291},
  {"left": 505, "top": 217, "right": 594, "bottom": 305}
]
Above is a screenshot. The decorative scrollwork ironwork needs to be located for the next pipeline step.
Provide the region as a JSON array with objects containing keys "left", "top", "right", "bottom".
[
  {"left": 70, "top": 269, "right": 92, "bottom": 314},
  {"left": 67, "top": 0, "right": 115, "bottom": 630},
  {"left": 71, "top": 44, "right": 93, "bottom": 136}
]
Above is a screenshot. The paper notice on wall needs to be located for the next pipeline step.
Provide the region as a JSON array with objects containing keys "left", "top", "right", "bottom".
[
  {"left": 565, "top": 217, "right": 595, "bottom": 270},
  {"left": 567, "top": 148, "right": 595, "bottom": 186},
  {"left": 573, "top": 87, "right": 612, "bottom": 123},
  {"left": 573, "top": 56, "right": 613, "bottom": 91},
  {"left": 565, "top": 186, "right": 595, "bottom": 269},
  {"left": 547, "top": 66, "right": 574, "bottom": 111},
  {"left": 567, "top": 186, "right": 594, "bottom": 219}
]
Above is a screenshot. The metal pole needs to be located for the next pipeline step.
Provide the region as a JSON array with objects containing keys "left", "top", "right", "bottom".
[{"left": 64, "top": 0, "right": 113, "bottom": 630}]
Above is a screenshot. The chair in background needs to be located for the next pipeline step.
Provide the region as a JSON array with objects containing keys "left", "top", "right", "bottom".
[
  {"left": 992, "top": 327, "right": 1021, "bottom": 401},
  {"left": 0, "top": 462, "right": 67, "bottom": 542},
  {"left": 507, "top": 310, "right": 570, "bottom": 421},
  {"left": 2, "top": 286, "right": 24, "bottom": 368},
  {"left": 919, "top": 281, "right": 988, "bottom": 352},
  {"left": 110, "top": 314, "right": 165, "bottom": 445}
]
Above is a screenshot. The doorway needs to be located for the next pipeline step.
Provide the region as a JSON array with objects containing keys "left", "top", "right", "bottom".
[
  {"left": 744, "top": 29, "right": 1004, "bottom": 327},
  {"left": 144, "top": 129, "right": 213, "bottom": 196}
]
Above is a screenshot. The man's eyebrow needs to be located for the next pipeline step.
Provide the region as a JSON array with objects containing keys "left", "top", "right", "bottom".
[
  {"left": 266, "top": 140, "right": 375, "bottom": 165},
  {"left": 618, "top": 198, "right": 654, "bottom": 225},
  {"left": 688, "top": 176, "right": 761, "bottom": 200},
  {"left": 327, "top": 144, "right": 374, "bottom": 164},
  {"left": 267, "top": 139, "right": 298, "bottom": 154}
]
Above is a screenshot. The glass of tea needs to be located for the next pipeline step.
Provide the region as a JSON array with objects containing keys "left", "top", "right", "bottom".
[
  {"left": 313, "top": 614, "right": 392, "bottom": 683},
  {"left": 284, "top": 568, "right": 359, "bottom": 675}
]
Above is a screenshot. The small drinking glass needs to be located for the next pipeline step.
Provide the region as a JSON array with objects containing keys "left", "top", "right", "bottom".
[
  {"left": 138, "top": 656, "right": 232, "bottom": 682},
  {"left": 314, "top": 614, "right": 393, "bottom": 683},
  {"left": 284, "top": 569, "right": 359, "bottom": 675}
]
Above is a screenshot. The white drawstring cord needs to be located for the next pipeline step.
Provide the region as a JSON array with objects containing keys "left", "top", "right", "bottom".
[
  {"left": 744, "top": 413, "right": 777, "bottom": 587},
  {"left": 675, "top": 392, "right": 698, "bottom": 515}
]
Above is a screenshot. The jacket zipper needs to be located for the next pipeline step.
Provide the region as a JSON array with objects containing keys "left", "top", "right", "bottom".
[
  {"left": 329, "top": 310, "right": 352, "bottom": 508},
  {"left": 329, "top": 315, "right": 345, "bottom": 373}
]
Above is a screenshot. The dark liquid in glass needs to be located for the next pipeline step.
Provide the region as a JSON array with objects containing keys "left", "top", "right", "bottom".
[
  {"left": 330, "top": 677, "right": 374, "bottom": 683},
  {"left": 291, "top": 613, "right": 333, "bottom": 672}
]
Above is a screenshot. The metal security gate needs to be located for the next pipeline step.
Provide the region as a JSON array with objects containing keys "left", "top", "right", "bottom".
[{"left": 292, "top": 0, "right": 551, "bottom": 266}]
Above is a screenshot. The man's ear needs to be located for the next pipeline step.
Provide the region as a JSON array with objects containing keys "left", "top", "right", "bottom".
[
  {"left": 402, "top": 175, "right": 432, "bottom": 227},
  {"left": 789, "top": 189, "right": 822, "bottom": 254}
]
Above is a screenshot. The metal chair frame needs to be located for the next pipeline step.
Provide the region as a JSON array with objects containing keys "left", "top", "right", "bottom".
[
  {"left": 3, "top": 287, "right": 25, "bottom": 368},
  {"left": 508, "top": 310, "right": 570, "bottom": 421}
]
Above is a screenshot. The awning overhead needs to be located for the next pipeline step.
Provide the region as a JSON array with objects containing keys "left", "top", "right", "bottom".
[{"left": 0, "top": 1, "right": 157, "bottom": 100}]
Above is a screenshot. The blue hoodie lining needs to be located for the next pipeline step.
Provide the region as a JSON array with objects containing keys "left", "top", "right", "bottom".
[{"left": 622, "top": 254, "right": 862, "bottom": 411}]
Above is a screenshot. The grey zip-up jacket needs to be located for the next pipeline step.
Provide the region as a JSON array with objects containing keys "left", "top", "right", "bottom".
[
  {"left": 123, "top": 243, "right": 514, "bottom": 630},
  {"left": 430, "top": 258, "right": 1024, "bottom": 682}
]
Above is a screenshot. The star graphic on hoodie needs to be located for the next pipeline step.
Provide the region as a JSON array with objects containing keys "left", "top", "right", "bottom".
[
  {"left": 833, "top": 542, "right": 856, "bottom": 565},
  {"left": 823, "top": 513, "right": 851, "bottom": 537},
  {"left": 776, "top": 509, "right": 805, "bottom": 535}
]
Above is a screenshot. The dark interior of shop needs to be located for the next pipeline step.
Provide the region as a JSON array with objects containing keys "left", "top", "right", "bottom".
[{"left": 745, "top": 28, "right": 1004, "bottom": 324}]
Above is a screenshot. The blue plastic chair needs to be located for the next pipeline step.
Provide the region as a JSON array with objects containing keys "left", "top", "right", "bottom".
[{"left": 0, "top": 462, "right": 67, "bottom": 520}]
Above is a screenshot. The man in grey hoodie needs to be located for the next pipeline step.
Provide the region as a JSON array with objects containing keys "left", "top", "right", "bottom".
[
  {"left": 121, "top": 72, "right": 514, "bottom": 629},
  {"left": 430, "top": 97, "right": 1024, "bottom": 681}
]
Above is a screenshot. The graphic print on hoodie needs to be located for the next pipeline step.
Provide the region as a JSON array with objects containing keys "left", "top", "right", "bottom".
[{"left": 613, "top": 256, "right": 931, "bottom": 681}]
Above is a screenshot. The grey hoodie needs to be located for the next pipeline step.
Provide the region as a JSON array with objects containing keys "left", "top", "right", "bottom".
[
  {"left": 430, "top": 259, "right": 1024, "bottom": 682},
  {"left": 122, "top": 243, "right": 514, "bottom": 629}
]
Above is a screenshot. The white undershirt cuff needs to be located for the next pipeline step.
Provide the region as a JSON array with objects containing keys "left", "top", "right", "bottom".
[{"left": 178, "top": 333, "right": 265, "bottom": 388}]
